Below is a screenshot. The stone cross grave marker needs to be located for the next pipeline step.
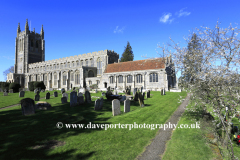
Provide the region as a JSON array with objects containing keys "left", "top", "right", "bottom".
[
  {"left": 61, "top": 97, "right": 67, "bottom": 104},
  {"left": 46, "top": 92, "right": 50, "bottom": 99},
  {"left": 85, "top": 91, "right": 92, "bottom": 103},
  {"left": 62, "top": 92, "right": 68, "bottom": 100},
  {"left": 19, "top": 91, "right": 25, "bottom": 97},
  {"left": 70, "top": 91, "right": 78, "bottom": 107},
  {"left": 54, "top": 91, "right": 58, "bottom": 97},
  {"left": 124, "top": 99, "right": 130, "bottom": 113},
  {"left": 112, "top": 99, "right": 121, "bottom": 116},
  {"left": 20, "top": 98, "right": 35, "bottom": 116}
]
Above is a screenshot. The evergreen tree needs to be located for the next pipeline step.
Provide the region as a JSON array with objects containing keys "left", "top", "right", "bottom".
[
  {"left": 183, "top": 33, "right": 203, "bottom": 85},
  {"left": 120, "top": 41, "right": 134, "bottom": 62}
]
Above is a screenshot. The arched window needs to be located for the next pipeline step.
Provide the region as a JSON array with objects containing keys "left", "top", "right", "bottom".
[
  {"left": 70, "top": 72, "right": 74, "bottom": 81},
  {"left": 75, "top": 71, "right": 80, "bottom": 84},
  {"left": 31, "top": 39, "right": 34, "bottom": 47},
  {"left": 150, "top": 73, "right": 158, "bottom": 82},
  {"left": 44, "top": 75, "right": 47, "bottom": 86},
  {"left": 19, "top": 39, "right": 22, "bottom": 51},
  {"left": 77, "top": 61, "right": 79, "bottom": 66},
  {"left": 86, "top": 59, "right": 88, "bottom": 67},
  {"left": 63, "top": 73, "right": 67, "bottom": 85},
  {"left": 81, "top": 60, "right": 83, "bottom": 66},
  {"left": 72, "top": 61, "right": 74, "bottom": 67},
  {"left": 97, "top": 58, "right": 102, "bottom": 75},
  {"left": 97, "top": 80, "right": 100, "bottom": 85},
  {"left": 127, "top": 75, "right": 132, "bottom": 83},
  {"left": 88, "top": 70, "right": 94, "bottom": 77},
  {"left": 65, "top": 63, "right": 67, "bottom": 68},
  {"left": 37, "top": 75, "right": 40, "bottom": 81},
  {"left": 136, "top": 74, "right": 142, "bottom": 83},
  {"left": 90, "top": 58, "right": 94, "bottom": 67},
  {"left": 89, "top": 81, "right": 92, "bottom": 85},
  {"left": 54, "top": 73, "right": 57, "bottom": 85},
  {"left": 110, "top": 76, "right": 114, "bottom": 84},
  {"left": 118, "top": 75, "right": 123, "bottom": 83},
  {"left": 36, "top": 40, "right": 38, "bottom": 48},
  {"left": 68, "top": 62, "right": 70, "bottom": 68}
]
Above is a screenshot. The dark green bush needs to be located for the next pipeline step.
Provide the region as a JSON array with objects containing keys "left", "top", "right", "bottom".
[
  {"left": 34, "top": 81, "right": 46, "bottom": 90},
  {"left": 28, "top": 82, "right": 34, "bottom": 91},
  {"left": 1, "top": 82, "right": 10, "bottom": 92},
  {"left": 9, "top": 82, "right": 21, "bottom": 93}
]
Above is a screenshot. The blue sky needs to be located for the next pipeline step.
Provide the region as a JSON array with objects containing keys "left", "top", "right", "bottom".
[{"left": 0, "top": 0, "right": 239, "bottom": 81}]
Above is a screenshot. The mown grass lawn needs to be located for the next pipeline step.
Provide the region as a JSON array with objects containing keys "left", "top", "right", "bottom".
[
  {"left": 162, "top": 100, "right": 215, "bottom": 160},
  {"left": 0, "top": 91, "right": 186, "bottom": 160}
]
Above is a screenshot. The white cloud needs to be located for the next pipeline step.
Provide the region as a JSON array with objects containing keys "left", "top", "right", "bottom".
[
  {"left": 114, "top": 26, "right": 125, "bottom": 33},
  {"left": 159, "top": 13, "right": 174, "bottom": 24},
  {"left": 176, "top": 8, "right": 191, "bottom": 17}
]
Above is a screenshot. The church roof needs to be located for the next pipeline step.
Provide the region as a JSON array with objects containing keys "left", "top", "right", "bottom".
[{"left": 104, "top": 58, "right": 165, "bottom": 73}]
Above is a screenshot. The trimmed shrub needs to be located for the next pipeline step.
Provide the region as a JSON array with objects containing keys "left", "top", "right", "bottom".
[
  {"left": 9, "top": 82, "right": 21, "bottom": 93},
  {"left": 34, "top": 81, "right": 46, "bottom": 90},
  {"left": 1, "top": 82, "right": 10, "bottom": 92},
  {"left": 28, "top": 82, "right": 34, "bottom": 91}
]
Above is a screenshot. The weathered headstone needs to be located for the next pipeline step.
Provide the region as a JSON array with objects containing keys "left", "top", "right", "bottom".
[
  {"left": 141, "top": 86, "right": 143, "bottom": 93},
  {"left": 77, "top": 96, "right": 84, "bottom": 104},
  {"left": 61, "top": 88, "right": 65, "bottom": 94},
  {"left": 85, "top": 91, "right": 92, "bottom": 103},
  {"left": 35, "top": 94, "right": 40, "bottom": 101},
  {"left": 62, "top": 92, "right": 68, "bottom": 100},
  {"left": 147, "top": 91, "right": 150, "bottom": 98},
  {"left": 112, "top": 99, "right": 121, "bottom": 116},
  {"left": 70, "top": 91, "right": 78, "bottom": 107},
  {"left": 34, "top": 88, "right": 38, "bottom": 94},
  {"left": 20, "top": 98, "right": 35, "bottom": 116},
  {"left": 9, "top": 89, "right": 13, "bottom": 93},
  {"left": 78, "top": 92, "right": 83, "bottom": 97},
  {"left": 94, "top": 99, "right": 102, "bottom": 111},
  {"left": 3, "top": 92, "right": 8, "bottom": 96},
  {"left": 54, "top": 91, "right": 58, "bottom": 97},
  {"left": 19, "top": 91, "right": 25, "bottom": 97},
  {"left": 134, "top": 92, "right": 139, "bottom": 101},
  {"left": 61, "top": 97, "right": 67, "bottom": 104},
  {"left": 124, "top": 99, "right": 130, "bottom": 113},
  {"left": 45, "top": 92, "right": 50, "bottom": 99},
  {"left": 138, "top": 92, "right": 144, "bottom": 107}
]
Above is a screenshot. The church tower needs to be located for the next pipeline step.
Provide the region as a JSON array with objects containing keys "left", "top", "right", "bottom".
[{"left": 14, "top": 19, "right": 45, "bottom": 74}]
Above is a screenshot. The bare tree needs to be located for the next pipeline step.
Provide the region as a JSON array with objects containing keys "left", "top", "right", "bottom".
[
  {"left": 158, "top": 22, "right": 240, "bottom": 159},
  {"left": 3, "top": 66, "right": 14, "bottom": 80}
]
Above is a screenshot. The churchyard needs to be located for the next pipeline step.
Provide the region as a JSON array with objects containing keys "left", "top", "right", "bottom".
[{"left": 0, "top": 89, "right": 187, "bottom": 159}]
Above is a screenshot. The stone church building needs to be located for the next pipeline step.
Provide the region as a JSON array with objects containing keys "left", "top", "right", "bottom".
[{"left": 7, "top": 20, "right": 177, "bottom": 91}]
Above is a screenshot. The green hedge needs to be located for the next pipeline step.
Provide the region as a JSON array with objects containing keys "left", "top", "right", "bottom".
[
  {"left": 0, "top": 82, "right": 10, "bottom": 92},
  {"left": 9, "top": 82, "right": 21, "bottom": 93}
]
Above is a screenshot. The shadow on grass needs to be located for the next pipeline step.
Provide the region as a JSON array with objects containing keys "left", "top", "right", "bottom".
[{"left": 0, "top": 97, "right": 111, "bottom": 159}]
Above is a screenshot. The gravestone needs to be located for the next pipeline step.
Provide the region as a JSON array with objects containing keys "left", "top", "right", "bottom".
[
  {"left": 70, "top": 91, "right": 78, "bottom": 107},
  {"left": 142, "top": 92, "right": 145, "bottom": 100},
  {"left": 147, "top": 91, "right": 150, "bottom": 98},
  {"left": 45, "top": 92, "right": 50, "bottom": 99},
  {"left": 19, "top": 91, "right": 25, "bottom": 97},
  {"left": 85, "top": 91, "right": 92, "bottom": 103},
  {"left": 34, "top": 88, "right": 38, "bottom": 94},
  {"left": 3, "top": 92, "right": 8, "bottom": 96},
  {"left": 133, "top": 88, "right": 137, "bottom": 96},
  {"left": 62, "top": 92, "right": 68, "bottom": 100},
  {"left": 61, "top": 88, "right": 65, "bottom": 94},
  {"left": 163, "top": 88, "right": 165, "bottom": 95},
  {"left": 35, "top": 94, "right": 40, "bottom": 101},
  {"left": 54, "top": 91, "right": 58, "bottom": 97},
  {"left": 9, "top": 89, "right": 13, "bottom": 93},
  {"left": 124, "top": 99, "right": 130, "bottom": 113},
  {"left": 49, "top": 88, "right": 53, "bottom": 91},
  {"left": 112, "top": 99, "right": 121, "bottom": 116},
  {"left": 138, "top": 92, "right": 144, "bottom": 107},
  {"left": 77, "top": 96, "right": 84, "bottom": 105},
  {"left": 36, "top": 91, "right": 40, "bottom": 95},
  {"left": 141, "top": 86, "right": 143, "bottom": 93},
  {"left": 94, "top": 99, "right": 102, "bottom": 111},
  {"left": 161, "top": 89, "right": 163, "bottom": 96},
  {"left": 134, "top": 92, "right": 139, "bottom": 101},
  {"left": 61, "top": 97, "right": 67, "bottom": 104},
  {"left": 20, "top": 98, "right": 35, "bottom": 116},
  {"left": 41, "top": 89, "right": 45, "bottom": 92},
  {"left": 78, "top": 92, "right": 83, "bottom": 97}
]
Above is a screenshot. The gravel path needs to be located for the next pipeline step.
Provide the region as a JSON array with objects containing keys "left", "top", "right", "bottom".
[{"left": 136, "top": 93, "right": 191, "bottom": 160}]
